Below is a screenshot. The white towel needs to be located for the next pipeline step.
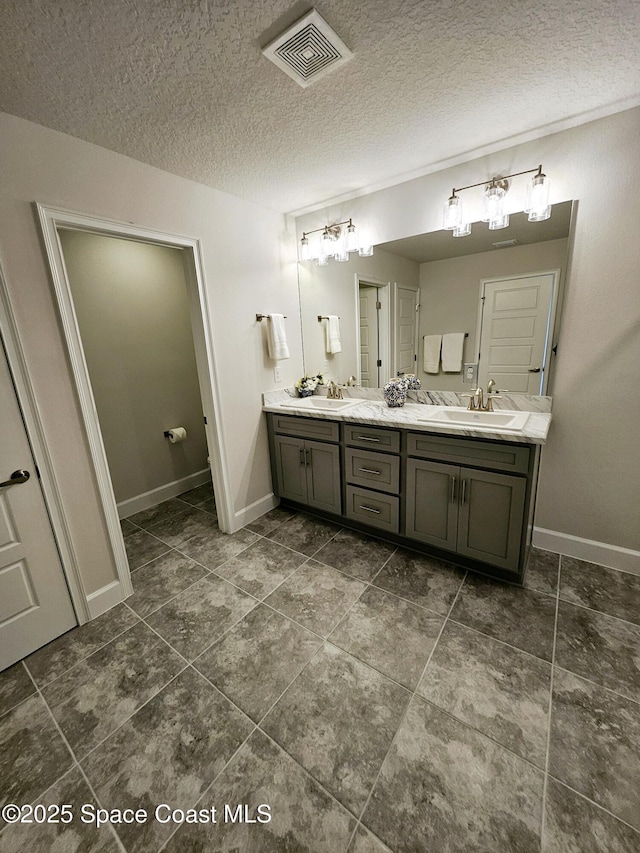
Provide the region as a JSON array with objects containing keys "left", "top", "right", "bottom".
[
  {"left": 441, "top": 332, "right": 465, "bottom": 372},
  {"left": 422, "top": 335, "right": 441, "bottom": 373},
  {"left": 267, "top": 314, "right": 289, "bottom": 360},
  {"left": 325, "top": 315, "right": 342, "bottom": 354}
]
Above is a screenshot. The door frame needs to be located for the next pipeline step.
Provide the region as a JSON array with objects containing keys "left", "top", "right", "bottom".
[
  {"left": 475, "top": 269, "right": 561, "bottom": 395},
  {"left": 35, "top": 204, "right": 234, "bottom": 620},
  {"left": 354, "top": 274, "right": 390, "bottom": 387}
]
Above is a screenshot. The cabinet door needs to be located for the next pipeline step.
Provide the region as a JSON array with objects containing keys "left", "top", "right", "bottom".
[
  {"left": 405, "top": 458, "right": 458, "bottom": 550},
  {"left": 306, "top": 439, "right": 342, "bottom": 514},
  {"left": 273, "top": 434, "right": 307, "bottom": 503},
  {"left": 457, "top": 468, "right": 526, "bottom": 572}
]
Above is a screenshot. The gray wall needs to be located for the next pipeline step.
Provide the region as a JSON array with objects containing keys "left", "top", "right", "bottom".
[
  {"left": 59, "top": 230, "right": 208, "bottom": 505},
  {"left": 418, "top": 238, "right": 569, "bottom": 391}
]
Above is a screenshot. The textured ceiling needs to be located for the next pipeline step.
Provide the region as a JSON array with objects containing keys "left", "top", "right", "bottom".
[{"left": 1, "top": 0, "right": 639, "bottom": 213}]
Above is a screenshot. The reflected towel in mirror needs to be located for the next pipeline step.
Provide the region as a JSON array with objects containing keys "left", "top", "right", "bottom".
[
  {"left": 423, "top": 335, "right": 441, "bottom": 373},
  {"left": 442, "top": 332, "right": 465, "bottom": 372}
]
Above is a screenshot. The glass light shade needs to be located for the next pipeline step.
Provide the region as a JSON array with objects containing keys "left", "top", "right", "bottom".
[
  {"left": 334, "top": 250, "right": 349, "bottom": 262},
  {"left": 488, "top": 214, "right": 510, "bottom": 230},
  {"left": 443, "top": 195, "right": 463, "bottom": 230},
  {"left": 526, "top": 172, "right": 551, "bottom": 221},
  {"left": 322, "top": 230, "right": 335, "bottom": 258},
  {"left": 482, "top": 184, "right": 506, "bottom": 223},
  {"left": 358, "top": 245, "right": 374, "bottom": 257},
  {"left": 345, "top": 222, "right": 358, "bottom": 253},
  {"left": 453, "top": 222, "right": 471, "bottom": 237},
  {"left": 300, "top": 236, "right": 311, "bottom": 262},
  {"left": 316, "top": 254, "right": 328, "bottom": 266}
]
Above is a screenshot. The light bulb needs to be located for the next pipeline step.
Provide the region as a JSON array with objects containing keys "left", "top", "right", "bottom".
[
  {"left": 483, "top": 184, "right": 506, "bottom": 223},
  {"left": 345, "top": 222, "right": 358, "bottom": 253},
  {"left": 300, "top": 236, "right": 310, "bottom": 261},
  {"left": 443, "top": 194, "right": 463, "bottom": 230},
  {"left": 526, "top": 170, "right": 551, "bottom": 221},
  {"left": 322, "top": 229, "right": 335, "bottom": 258}
]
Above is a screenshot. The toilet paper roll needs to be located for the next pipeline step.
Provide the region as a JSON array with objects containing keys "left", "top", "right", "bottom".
[{"left": 166, "top": 427, "right": 187, "bottom": 444}]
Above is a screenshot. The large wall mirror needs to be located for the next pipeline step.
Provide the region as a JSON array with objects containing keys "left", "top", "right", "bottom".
[{"left": 298, "top": 200, "right": 573, "bottom": 394}]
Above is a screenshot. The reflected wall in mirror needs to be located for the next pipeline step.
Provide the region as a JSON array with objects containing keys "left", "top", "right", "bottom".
[{"left": 298, "top": 201, "right": 573, "bottom": 394}]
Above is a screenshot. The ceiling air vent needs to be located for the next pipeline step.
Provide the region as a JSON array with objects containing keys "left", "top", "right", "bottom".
[{"left": 262, "top": 9, "right": 353, "bottom": 88}]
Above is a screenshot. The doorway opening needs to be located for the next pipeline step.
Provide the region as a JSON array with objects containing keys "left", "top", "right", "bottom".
[
  {"left": 38, "top": 205, "right": 232, "bottom": 618},
  {"left": 356, "top": 276, "right": 390, "bottom": 388}
]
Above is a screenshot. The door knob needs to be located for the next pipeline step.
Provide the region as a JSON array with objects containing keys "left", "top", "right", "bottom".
[
  {"left": 0, "top": 469, "right": 30, "bottom": 487},
  {"left": 528, "top": 367, "right": 541, "bottom": 373}
]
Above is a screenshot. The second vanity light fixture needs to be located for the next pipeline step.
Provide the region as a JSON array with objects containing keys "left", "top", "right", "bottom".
[
  {"left": 443, "top": 165, "right": 552, "bottom": 237},
  {"left": 299, "top": 219, "right": 373, "bottom": 264}
]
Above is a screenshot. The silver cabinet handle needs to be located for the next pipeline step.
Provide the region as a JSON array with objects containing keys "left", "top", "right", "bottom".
[
  {"left": 450, "top": 476, "right": 457, "bottom": 503},
  {"left": 299, "top": 448, "right": 305, "bottom": 465},
  {"left": 0, "top": 469, "right": 30, "bottom": 487},
  {"left": 305, "top": 448, "right": 311, "bottom": 465},
  {"left": 461, "top": 479, "right": 467, "bottom": 504},
  {"left": 358, "top": 467, "right": 381, "bottom": 475},
  {"left": 358, "top": 505, "right": 381, "bottom": 514},
  {"left": 356, "top": 436, "right": 381, "bottom": 443}
]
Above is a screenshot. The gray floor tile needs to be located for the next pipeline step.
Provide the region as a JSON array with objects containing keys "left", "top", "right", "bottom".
[
  {"left": 147, "top": 574, "right": 257, "bottom": 660},
  {"left": 525, "top": 548, "right": 560, "bottom": 596},
  {"left": 555, "top": 600, "right": 640, "bottom": 703},
  {"left": 146, "top": 502, "right": 219, "bottom": 548},
  {"left": 245, "top": 505, "right": 297, "bottom": 536},
  {"left": 127, "top": 550, "right": 209, "bottom": 618},
  {"left": 0, "top": 694, "right": 73, "bottom": 825},
  {"left": 177, "top": 482, "right": 214, "bottom": 506},
  {"left": 0, "top": 768, "right": 120, "bottom": 852},
  {"left": 549, "top": 668, "right": 640, "bottom": 830},
  {"left": 42, "top": 622, "right": 184, "bottom": 758},
  {"left": 262, "top": 644, "right": 409, "bottom": 815},
  {"left": 265, "top": 559, "right": 366, "bottom": 637},
  {"left": 362, "top": 695, "right": 544, "bottom": 852},
  {"left": 196, "top": 604, "right": 322, "bottom": 721},
  {"left": 267, "top": 512, "right": 341, "bottom": 557},
  {"left": 124, "top": 528, "right": 171, "bottom": 570},
  {"left": 25, "top": 603, "right": 139, "bottom": 687},
  {"left": 418, "top": 621, "right": 552, "bottom": 767},
  {"left": 178, "top": 525, "right": 258, "bottom": 570},
  {"left": 120, "top": 517, "right": 138, "bottom": 537},
  {"left": 0, "top": 662, "right": 35, "bottom": 715},
  {"left": 543, "top": 778, "right": 640, "bottom": 852},
  {"left": 213, "top": 536, "right": 306, "bottom": 599},
  {"left": 314, "top": 529, "right": 396, "bottom": 581},
  {"left": 451, "top": 573, "right": 557, "bottom": 660},
  {"left": 163, "top": 729, "right": 356, "bottom": 852},
  {"left": 347, "top": 825, "right": 393, "bottom": 853},
  {"left": 128, "top": 498, "right": 190, "bottom": 528},
  {"left": 330, "top": 586, "right": 445, "bottom": 689},
  {"left": 560, "top": 557, "right": 640, "bottom": 625},
  {"left": 373, "top": 548, "right": 465, "bottom": 616},
  {"left": 81, "top": 668, "right": 252, "bottom": 851}
]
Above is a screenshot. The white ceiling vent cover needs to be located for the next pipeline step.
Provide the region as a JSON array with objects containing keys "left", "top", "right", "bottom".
[{"left": 262, "top": 9, "right": 353, "bottom": 88}]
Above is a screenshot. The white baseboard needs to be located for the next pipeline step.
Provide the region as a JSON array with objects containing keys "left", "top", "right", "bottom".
[
  {"left": 117, "top": 468, "right": 211, "bottom": 519},
  {"left": 533, "top": 527, "right": 640, "bottom": 576},
  {"left": 230, "top": 493, "right": 279, "bottom": 533},
  {"left": 86, "top": 579, "right": 127, "bottom": 619}
]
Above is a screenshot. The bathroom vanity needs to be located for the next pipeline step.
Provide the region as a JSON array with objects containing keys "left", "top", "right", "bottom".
[{"left": 264, "top": 393, "right": 552, "bottom": 583}]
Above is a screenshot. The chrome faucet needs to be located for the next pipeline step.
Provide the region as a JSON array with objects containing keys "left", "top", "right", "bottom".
[{"left": 327, "top": 380, "right": 343, "bottom": 400}]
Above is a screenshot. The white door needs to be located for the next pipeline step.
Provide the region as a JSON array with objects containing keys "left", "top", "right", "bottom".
[
  {"left": 0, "top": 341, "right": 76, "bottom": 670},
  {"left": 395, "top": 284, "right": 419, "bottom": 377},
  {"left": 359, "top": 284, "right": 379, "bottom": 387},
  {"left": 478, "top": 273, "right": 556, "bottom": 394}
]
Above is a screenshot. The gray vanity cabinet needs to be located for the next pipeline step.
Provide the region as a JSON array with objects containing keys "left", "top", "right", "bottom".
[
  {"left": 405, "top": 459, "right": 526, "bottom": 571},
  {"left": 270, "top": 417, "right": 342, "bottom": 515}
]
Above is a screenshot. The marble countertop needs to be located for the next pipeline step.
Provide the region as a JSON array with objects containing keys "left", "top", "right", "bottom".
[{"left": 262, "top": 390, "right": 552, "bottom": 445}]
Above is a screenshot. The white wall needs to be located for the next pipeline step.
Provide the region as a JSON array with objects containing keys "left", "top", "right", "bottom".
[
  {"left": 59, "top": 230, "right": 209, "bottom": 505},
  {"left": 296, "top": 107, "right": 640, "bottom": 554},
  {"left": 0, "top": 112, "right": 301, "bottom": 595},
  {"left": 418, "top": 239, "right": 568, "bottom": 391}
]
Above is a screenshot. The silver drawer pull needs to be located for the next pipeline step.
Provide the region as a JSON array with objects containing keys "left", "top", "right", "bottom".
[
  {"left": 358, "top": 504, "right": 381, "bottom": 514},
  {"left": 356, "top": 436, "right": 381, "bottom": 442},
  {"left": 358, "top": 467, "right": 381, "bottom": 475}
]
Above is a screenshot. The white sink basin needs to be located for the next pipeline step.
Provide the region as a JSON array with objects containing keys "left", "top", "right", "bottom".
[
  {"left": 281, "top": 396, "right": 363, "bottom": 413},
  {"left": 419, "top": 407, "right": 530, "bottom": 431}
]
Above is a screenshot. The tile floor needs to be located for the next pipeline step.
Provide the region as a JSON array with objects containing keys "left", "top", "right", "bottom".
[{"left": 2, "top": 483, "right": 640, "bottom": 852}]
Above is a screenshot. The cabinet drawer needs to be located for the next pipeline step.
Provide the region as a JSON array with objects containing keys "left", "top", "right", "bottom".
[
  {"left": 407, "top": 432, "right": 530, "bottom": 474},
  {"left": 345, "top": 486, "right": 399, "bottom": 533},
  {"left": 345, "top": 447, "right": 400, "bottom": 494},
  {"left": 271, "top": 414, "right": 339, "bottom": 443},
  {"left": 344, "top": 424, "right": 400, "bottom": 453}
]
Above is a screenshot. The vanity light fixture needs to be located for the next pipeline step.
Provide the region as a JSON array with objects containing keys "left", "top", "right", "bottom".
[
  {"left": 299, "top": 219, "right": 373, "bottom": 263},
  {"left": 443, "top": 165, "right": 552, "bottom": 237}
]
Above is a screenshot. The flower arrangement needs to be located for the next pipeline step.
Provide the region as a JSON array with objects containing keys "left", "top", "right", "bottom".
[{"left": 295, "top": 375, "right": 319, "bottom": 397}]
